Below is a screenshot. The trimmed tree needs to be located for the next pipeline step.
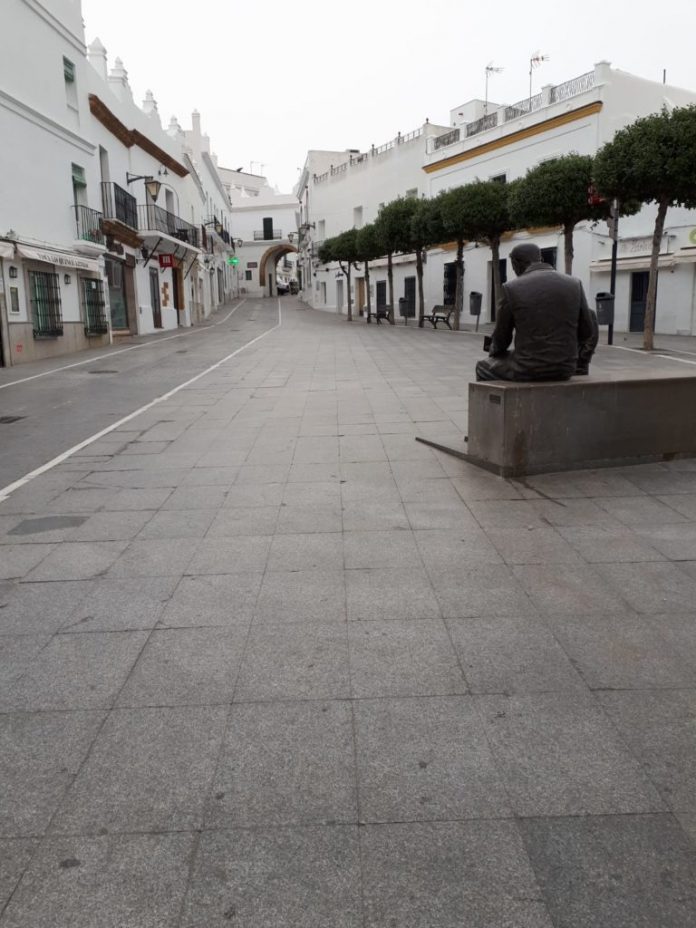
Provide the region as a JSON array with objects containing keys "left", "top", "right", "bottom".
[
  {"left": 458, "top": 180, "right": 516, "bottom": 318},
  {"left": 410, "top": 198, "right": 442, "bottom": 327},
  {"left": 508, "top": 154, "right": 610, "bottom": 274},
  {"left": 594, "top": 105, "right": 696, "bottom": 350},
  {"left": 438, "top": 187, "right": 470, "bottom": 330},
  {"left": 374, "top": 199, "right": 418, "bottom": 324},
  {"left": 355, "top": 223, "right": 381, "bottom": 323},
  {"left": 330, "top": 228, "right": 360, "bottom": 322}
]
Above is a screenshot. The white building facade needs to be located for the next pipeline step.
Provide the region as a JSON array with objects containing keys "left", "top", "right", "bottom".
[
  {"left": 298, "top": 63, "right": 696, "bottom": 335},
  {"left": 0, "top": 0, "right": 236, "bottom": 366}
]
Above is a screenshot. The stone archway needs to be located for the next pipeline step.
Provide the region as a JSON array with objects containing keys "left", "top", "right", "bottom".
[{"left": 259, "top": 243, "right": 297, "bottom": 292}]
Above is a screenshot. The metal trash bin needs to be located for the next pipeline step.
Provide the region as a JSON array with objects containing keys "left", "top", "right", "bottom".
[
  {"left": 595, "top": 292, "right": 615, "bottom": 326},
  {"left": 469, "top": 291, "right": 482, "bottom": 316},
  {"left": 398, "top": 297, "right": 416, "bottom": 324}
]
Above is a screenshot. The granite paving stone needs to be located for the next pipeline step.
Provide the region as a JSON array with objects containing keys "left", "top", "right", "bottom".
[
  {"left": 187, "top": 536, "right": 272, "bottom": 574},
  {"left": 597, "top": 560, "right": 696, "bottom": 612},
  {"left": 253, "top": 568, "right": 346, "bottom": 623},
  {"left": 182, "top": 826, "right": 361, "bottom": 928},
  {"left": 348, "top": 619, "right": 467, "bottom": 697},
  {"left": 0, "top": 580, "right": 91, "bottom": 636},
  {"left": 354, "top": 696, "right": 511, "bottom": 822},
  {"left": 429, "top": 564, "right": 536, "bottom": 618},
  {"left": 447, "top": 615, "right": 587, "bottom": 694},
  {"left": 267, "top": 532, "right": 343, "bottom": 571},
  {"left": 544, "top": 612, "right": 696, "bottom": 689},
  {"left": 59, "top": 577, "right": 177, "bottom": 633},
  {"left": 520, "top": 814, "right": 696, "bottom": 928},
  {"left": 206, "top": 506, "right": 280, "bottom": 537},
  {"left": 0, "top": 631, "right": 147, "bottom": 711},
  {"left": 0, "top": 711, "right": 104, "bottom": 837},
  {"left": 513, "top": 563, "right": 632, "bottom": 615},
  {"left": 158, "top": 572, "right": 262, "bottom": 628},
  {"left": 0, "top": 833, "right": 194, "bottom": 928},
  {"left": 116, "top": 627, "right": 247, "bottom": 707},
  {"left": 235, "top": 622, "right": 350, "bottom": 701},
  {"left": 597, "top": 689, "right": 696, "bottom": 812},
  {"left": 0, "top": 636, "right": 52, "bottom": 686},
  {"left": 6, "top": 303, "right": 696, "bottom": 925},
  {"left": 0, "top": 839, "right": 38, "bottom": 913},
  {"left": 345, "top": 566, "right": 441, "bottom": 622},
  {"left": 0, "top": 545, "right": 56, "bottom": 581},
  {"left": 50, "top": 706, "right": 227, "bottom": 834},
  {"left": 477, "top": 692, "right": 664, "bottom": 816},
  {"left": 361, "top": 821, "right": 554, "bottom": 928},
  {"left": 206, "top": 701, "right": 356, "bottom": 828}
]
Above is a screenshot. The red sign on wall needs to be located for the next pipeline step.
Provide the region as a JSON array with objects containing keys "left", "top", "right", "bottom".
[{"left": 158, "top": 254, "right": 174, "bottom": 269}]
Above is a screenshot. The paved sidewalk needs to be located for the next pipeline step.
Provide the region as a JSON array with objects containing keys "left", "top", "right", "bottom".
[{"left": 1, "top": 299, "right": 696, "bottom": 927}]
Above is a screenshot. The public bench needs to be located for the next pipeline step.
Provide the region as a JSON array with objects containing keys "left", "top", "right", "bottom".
[
  {"left": 417, "top": 372, "right": 696, "bottom": 477},
  {"left": 423, "top": 305, "right": 454, "bottom": 329}
]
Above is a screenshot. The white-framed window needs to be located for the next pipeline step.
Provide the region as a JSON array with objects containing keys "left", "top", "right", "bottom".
[
  {"left": 405, "top": 188, "right": 418, "bottom": 199},
  {"left": 353, "top": 206, "right": 363, "bottom": 228},
  {"left": 490, "top": 173, "right": 507, "bottom": 184}
]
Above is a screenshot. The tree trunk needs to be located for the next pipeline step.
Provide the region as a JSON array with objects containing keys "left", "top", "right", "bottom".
[
  {"left": 346, "top": 264, "right": 353, "bottom": 322},
  {"left": 416, "top": 249, "right": 425, "bottom": 327},
  {"left": 387, "top": 252, "right": 395, "bottom": 324},
  {"left": 453, "top": 240, "right": 464, "bottom": 331},
  {"left": 563, "top": 223, "right": 574, "bottom": 274},
  {"left": 491, "top": 237, "right": 503, "bottom": 313},
  {"left": 644, "top": 198, "right": 668, "bottom": 351},
  {"left": 365, "top": 260, "right": 372, "bottom": 323}
]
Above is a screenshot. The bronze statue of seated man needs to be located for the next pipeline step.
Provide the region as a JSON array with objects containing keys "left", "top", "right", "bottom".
[{"left": 475, "top": 243, "right": 598, "bottom": 382}]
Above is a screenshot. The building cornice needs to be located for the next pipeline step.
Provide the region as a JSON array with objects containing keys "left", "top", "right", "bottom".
[
  {"left": 0, "top": 88, "right": 95, "bottom": 154},
  {"left": 424, "top": 101, "right": 603, "bottom": 174},
  {"left": 21, "top": 0, "right": 86, "bottom": 54},
  {"left": 88, "top": 95, "right": 188, "bottom": 177}
]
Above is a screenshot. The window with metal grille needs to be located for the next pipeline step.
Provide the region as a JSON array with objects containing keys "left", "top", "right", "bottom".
[
  {"left": 82, "top": 278, "right": 108, "bottom": 334},
  {"left": 29, "top": 271, "right": 63, "bottom": 337},
  {"left": 63, "top": 57, "right": 75, "bottom": 82}
]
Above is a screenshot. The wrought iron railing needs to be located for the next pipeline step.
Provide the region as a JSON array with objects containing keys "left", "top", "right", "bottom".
[
  {"left": 82, "top": 278, "right": 108, "bottom": 334},
  {"left": 253, "top": 230, "right": 282, "bottom": 240},
  {"left": 550, "top": 70, "right": 595, "bottom": 104},
  {"left": 73, "top": 205, "right": 104, "bottom": 245},
  {"left": 433, "top": 128, "right": 460, "bottom": 150},
  {"left": 138, "top": 204, "right": 200, "bottom": 247},
  {"left": 29, "top": 270, "right": 63, "bottom": 337},
  {"left": 101, "top": 182, "right": 137, "bottom": 230},
  {"left": 504, "top": 93, "right": 544, "bottom": 122},
  {"left": 466, "top": 112, "right": 498, "bottom": 137}
]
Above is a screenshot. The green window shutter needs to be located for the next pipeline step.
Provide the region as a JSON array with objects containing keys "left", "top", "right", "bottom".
[
  {"left": 63, "top": 57, "right": 75, "bottom": 82},
  {"left": 71, "top": 164, "right": 86, "bottom": 187}
]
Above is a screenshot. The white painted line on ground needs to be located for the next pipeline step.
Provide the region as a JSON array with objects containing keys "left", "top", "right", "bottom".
[
  {"left": 0, "top": 299, "right": 247, "bottom": 391},
  {"left": 0, "top": 301, "right": 281, "bottom": 503},
  {"left": 610, "top": 344, "right": 696, "bottom": 366}
]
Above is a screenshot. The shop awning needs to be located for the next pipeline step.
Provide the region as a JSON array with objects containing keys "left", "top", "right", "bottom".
[
  {"left": 139, "top": 229, "right": 202, "bottom": 256},
  {"left": 15, "top": 243, "right": 102, "bottom": 274},
  {"left": 590, "top": 253, "right": 675, "bottom": 272},
  {"left": 0, "top": 241, "right": 14, "bottom": 260}
]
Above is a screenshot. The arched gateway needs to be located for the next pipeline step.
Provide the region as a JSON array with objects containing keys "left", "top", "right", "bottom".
[{"left": 259, "top": 243, "right": 297, "bottom": 294}]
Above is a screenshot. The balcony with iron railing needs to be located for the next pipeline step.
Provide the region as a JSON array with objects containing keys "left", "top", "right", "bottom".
[
  {"left": 427, "top": 69, "right": 597, "bottom": 154},
  {"left": 100, "top": 182, "right": 137, "bottom": 230},
  {"left": 138, "top": 204, "right": 200, "bottom": 248},
  {"left": 72, "top": 205, "right": 105, "bottom": 246},
  {"left": 253, "top": 230, "right": 282, "bottom": 240}
]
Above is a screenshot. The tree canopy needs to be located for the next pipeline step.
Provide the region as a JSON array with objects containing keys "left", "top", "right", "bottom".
[
  {"left": 509, "top": 154, "right": 609, "bottom": 273},
  {"left": 594, "top": 105, "right": 696, "bottom": 348}
]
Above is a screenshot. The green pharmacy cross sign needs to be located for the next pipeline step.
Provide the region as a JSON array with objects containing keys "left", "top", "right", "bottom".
[{"left": 227, "top": 256, "right": 239, "bottom": 266}]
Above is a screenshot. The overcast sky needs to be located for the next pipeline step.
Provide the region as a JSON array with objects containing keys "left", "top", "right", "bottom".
[{"left": 81, "top": 0, "right": 696, "bottom": 194}]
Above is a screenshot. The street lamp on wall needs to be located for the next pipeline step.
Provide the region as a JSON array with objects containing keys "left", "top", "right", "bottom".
[{"left": 126, "top": 173, "right": 161, "bottom": 201}]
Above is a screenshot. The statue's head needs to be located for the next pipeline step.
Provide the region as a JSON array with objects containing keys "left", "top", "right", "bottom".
[{"left": 510, "top": 243, "right": 542, "bottom": 277}]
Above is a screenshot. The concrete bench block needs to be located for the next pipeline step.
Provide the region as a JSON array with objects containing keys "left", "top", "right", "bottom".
[{"left": 465, "top": 373, "right": 696, "bottom": 477}]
